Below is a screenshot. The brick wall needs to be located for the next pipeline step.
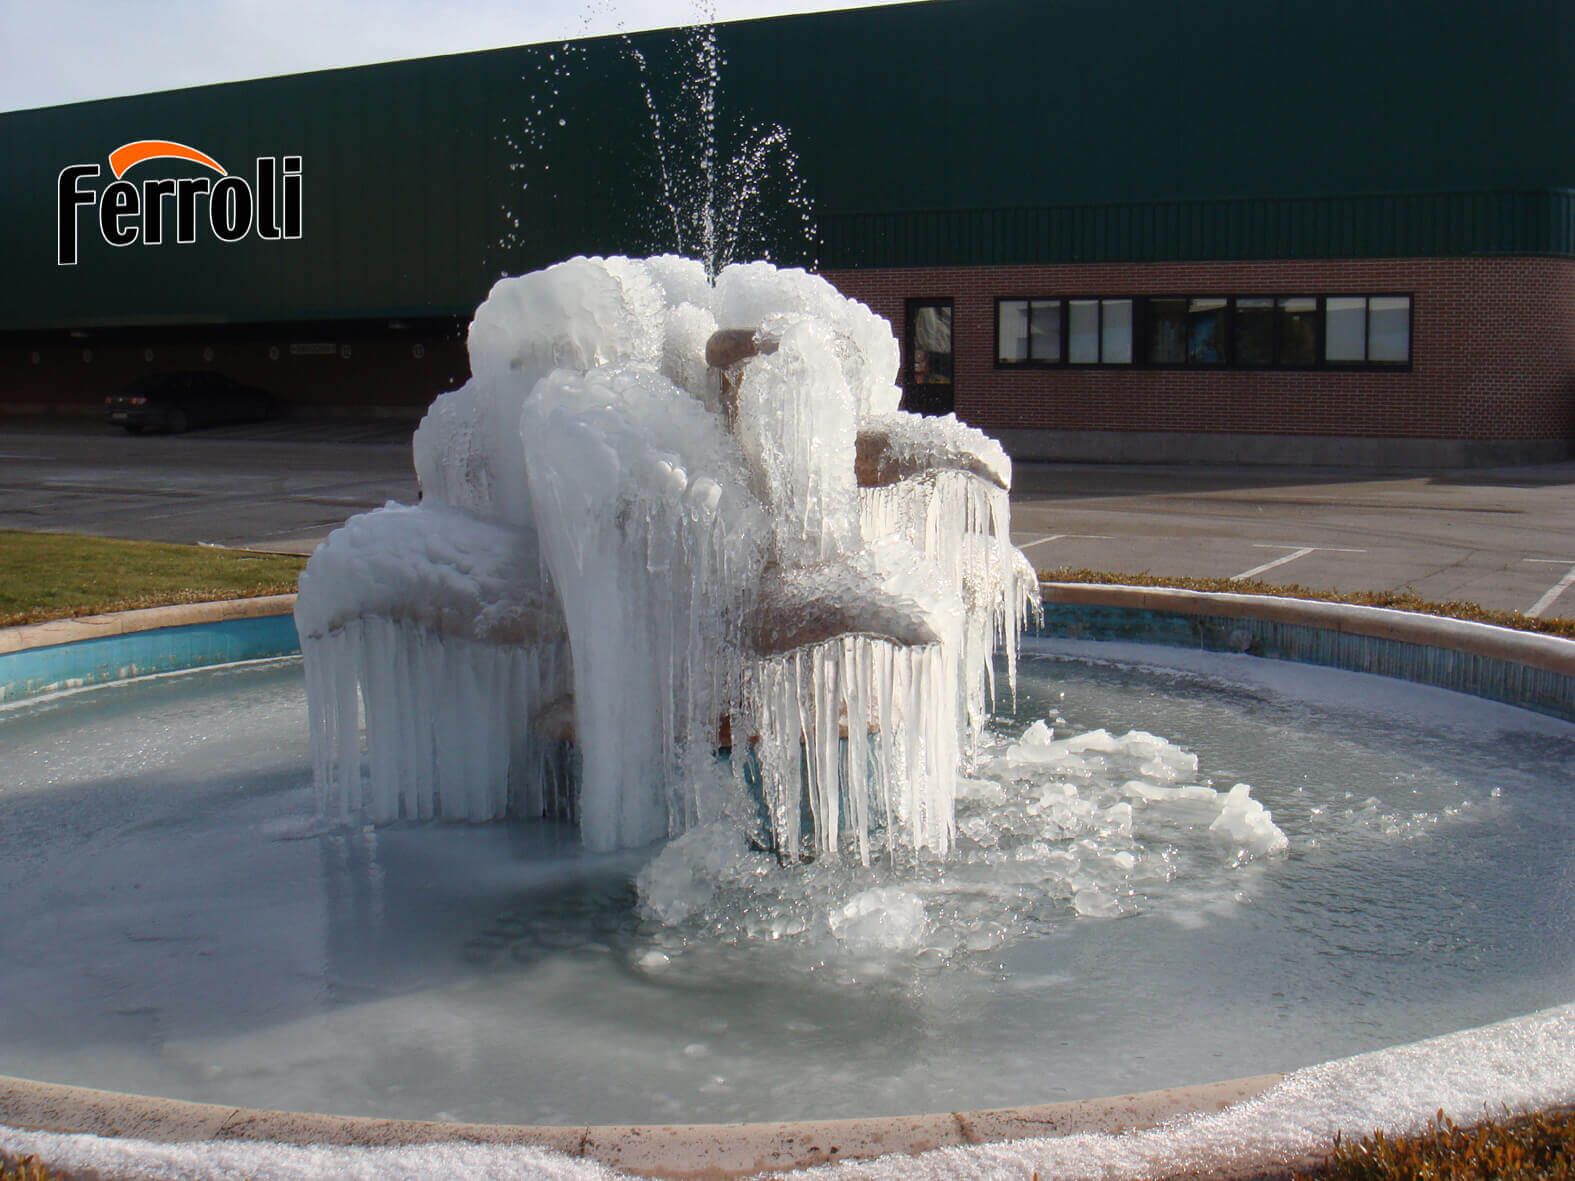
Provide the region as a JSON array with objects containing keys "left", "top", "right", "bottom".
[
  {"left": 0, "top": 325, "right": 469, "bottom": 415},
  {"left": 824, "top": 257, "right": 1575, "bottom": 443}
]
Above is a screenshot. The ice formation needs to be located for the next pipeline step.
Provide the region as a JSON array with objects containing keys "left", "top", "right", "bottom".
[
  {"left": 633, "top": 720, "right": 1288, "bottom": 953},
  {"left": 297, "top": 256, "right": 1040, "bottom": 861}
]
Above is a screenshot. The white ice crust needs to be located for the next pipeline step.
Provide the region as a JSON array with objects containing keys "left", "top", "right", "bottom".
[
  {"left": 297, "top": 256, "right": 1040, "bottom": 859},
  {"left": 4, "top": 1003, "right": 1570, "bottom": 1179}
]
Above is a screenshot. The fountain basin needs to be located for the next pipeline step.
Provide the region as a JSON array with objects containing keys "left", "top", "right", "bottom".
[
  {"left": 5, "top": 586, "right": 1570, "bottom": 718},
  {"left": 0, "top": 589, "right": 1570, "bottom": 1176}
]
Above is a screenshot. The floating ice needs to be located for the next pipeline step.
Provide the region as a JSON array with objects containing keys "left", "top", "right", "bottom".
[
  {"left": 632, "top": 720, "right": 1289, "bottom": 955},
  {"left": 298, "top": 256, "right": 1040, "bottom": 861},
  {"left": 1210, "top": 782, "right": 1291, "bottom": 856},
  {"left": 829, "top": 887, "right": 928, "bottom": 953}
]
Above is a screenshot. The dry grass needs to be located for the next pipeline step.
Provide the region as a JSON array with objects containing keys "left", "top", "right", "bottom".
[
  {"left": 1038, "top": 567, "right": 1575, "bottom": 639},
  {"left": 0, "top": 531, "right": 305, "bottom": 629},
  {"left": 0, "top": 1153, "right": 53, "bottom": 1181},
  {"left": 1302, "top": 1107, "right": 1575, "bottom": 1179}
]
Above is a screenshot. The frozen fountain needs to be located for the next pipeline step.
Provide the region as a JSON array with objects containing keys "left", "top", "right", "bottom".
[
  {"left": 296, "top": 255, "right": 1039, "bottom": 862},
  {"left": 2, "top": 9, "right": 1571, "bottom": 1165},
  {"left": 2, "top": 261, "right": 1570, "bottom": 1152}
]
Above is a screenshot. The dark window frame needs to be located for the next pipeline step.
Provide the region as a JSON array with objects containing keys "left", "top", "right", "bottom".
[
  {"left": 1138, "top": 294, "right": 1232, "bottom": 369},
  {"left": 993, "top": 296, "right": 1135, "bottom": 368},
  {"left": 993, "top": 296, "right": 1064, "bottom": 368},
  {"left": 1066, "top": 297, "right": 1135, "bottom": 367},
  {"left": 1321, "top": 293, "right": 1414, "bottom": 369},
  {"left": 993, "top": 293, "right": 1413, "bottom": 372},
  {"left": 1272, "top": 295, "right": 1326, "bottom": 370},
  {"left": 1231, "top": 295, "right": 1279, "bottom": 370}
]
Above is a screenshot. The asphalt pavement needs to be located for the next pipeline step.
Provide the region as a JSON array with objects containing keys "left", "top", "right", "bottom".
[
  {"left": 0, "top": 416, "right": 417, "bottom": 555},
  {"left": 1008, "top": 461, "right": 1575, "bottom": 620},
  {"left": 1, "top": 416, "right": 1572, "bottom": 620}
]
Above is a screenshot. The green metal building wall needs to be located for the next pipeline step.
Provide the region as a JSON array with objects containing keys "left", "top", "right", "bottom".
[{"left": 1, "top": 0, "right": 1571, "bottom": 332}]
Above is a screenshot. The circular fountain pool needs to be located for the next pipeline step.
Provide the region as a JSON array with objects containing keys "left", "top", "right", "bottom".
[{"left": 0, "top": 643, "right": 1570, "bottom": 1128}]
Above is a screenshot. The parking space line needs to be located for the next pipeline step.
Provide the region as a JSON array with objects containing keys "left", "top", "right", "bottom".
[
  {"left": 1017, "top": 534, "right": 1113, "bottom": 551},
  {"left": 1231, "top": 544, "right": 1365, "bottom": 581},
  {"left": 1524, "top": 559, "right": 1575, "bottom": 618}
]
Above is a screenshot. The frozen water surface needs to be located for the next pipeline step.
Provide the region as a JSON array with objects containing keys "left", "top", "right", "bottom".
[{"left": 0, "top": 646, "right": 1570, "bottom": 1126}]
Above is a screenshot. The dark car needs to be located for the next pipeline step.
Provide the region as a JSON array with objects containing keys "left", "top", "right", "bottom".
[{"left": 106, "top": 372, "right": 279, "bottom": 434}]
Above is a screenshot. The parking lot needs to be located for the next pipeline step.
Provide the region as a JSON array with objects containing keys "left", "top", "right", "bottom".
[
  {"left": 0, "top": 416, "right": 417, "bottom": 555},
  {"left": 2, "top": 417, "right": 1572, "bottom": 619},
  {"left": 1009, "top": 462, "right": 1575, "bottom": 619}
]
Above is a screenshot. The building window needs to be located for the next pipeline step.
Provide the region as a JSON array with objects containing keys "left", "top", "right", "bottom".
[
  {"left": 1324, "top": 297, "right": 1367, "bottom": 362},
  {"left": 1068, "top": 300, "right": 1100, "bottom": 363},
  {"left": 1367, "top": 296, "right": 1411, "bottom": 364},
  {"left": 1186, "top": 298, "right": 1228, "bottom": 364},
  {"left": 997, "top": 294, "right": 1410, "bottom": 370},
  {"left": 997, "top": 299, "right": 1060, "bottom": 365},
  {"left": 1145, "top": 297, "right": 1228, "bottom": 365},
  {"left": 996, "top": 298, "right": 1130, "bottom": 365},
  {"left": 1279, "top": 297, "right": 1320, "bottom": 365},
  {"left": 1070, "top": 299, "right": 1133, "bottom": 364},
  {"left": 1324, "top": 295, "right": 1411, "bottom": 365},
  {"left": 907, "top": 300, "right": 953, "bottom": 386},
  {"left": 1146, "top": 299, "right": 1185, "bottom": 364},
  {"left": 1101, "top": 299, "right": 1134, "bottom": 364},
  {"left": 1234, "top": 295, "right": 1321, "bottom": 366},
  {"left": 1233, "top": 298, "right": 1275, "bottom": 366},
  {"left": 905, "top": 299, "right": 954, "bottom": 415}
]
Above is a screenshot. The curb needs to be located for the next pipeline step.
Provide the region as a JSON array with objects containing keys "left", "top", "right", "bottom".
[
  {"left": 0, "top": 594, "right": 298, "bottom": 657},
  {"left": 0, "top": 596, "right": 300, "bottom": 706},
  {"left": 0, "top": 1072, "right": 1282, "bottom": 1178},
  {"left": 1040, "top": 582, "right": 1575, "bottom": 676}
]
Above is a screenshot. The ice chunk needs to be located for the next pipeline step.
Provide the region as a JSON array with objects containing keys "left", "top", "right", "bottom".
[
  {"left": 857, "top": 411, "right": 1011, "bottom": 491},
  {"left": 296, "top": 503, "right": 557, "bottom": 645},
  {"left": 1123, "top": 780, "right": 1219, "bottom": 806},
  {"left": 1019, "top": 719, "right": 1055, "bottom": 746},
  {"left": 714, "top": 261, "right": 900, "bottom": 417},
  {"left": 662, "top": 301, "right": 720, "bottom": 399},
  {"left": 643, "top": 253, "right": 714, "bottom": 313},
  {"left": 733, "top": 315, "right": 860, "bottom": 563},
  {"left": 828, "top": 886, "right": 928, "bottom": 953},
  {"left": 1210, "top": 783, "right": 1290, "bottom": 857},
  {"left": 637, "top": 822, "right": 756, "bottom": 925},
  {"left": 468, "top": 255, "right": 665, "bottom": 385},
  {"left": 1072, "top": 887, "right": 1121, "bottom": 918}
]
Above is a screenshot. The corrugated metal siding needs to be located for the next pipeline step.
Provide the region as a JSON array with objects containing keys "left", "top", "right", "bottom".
[
  {"left": 817, "top": 189, "right": 1575, "bottom": 268},
  {"left": 1, "top": 0, "right": 1570, "bottom": 330}
]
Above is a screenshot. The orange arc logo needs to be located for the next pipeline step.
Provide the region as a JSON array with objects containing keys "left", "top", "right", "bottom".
[{"left": 108, "top": 140, "right": 227, "bottom": 179}]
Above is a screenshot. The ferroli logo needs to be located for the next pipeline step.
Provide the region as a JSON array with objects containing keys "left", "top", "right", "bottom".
[{"left": 57, "top": 140, "right": 302, "bottom": 266}]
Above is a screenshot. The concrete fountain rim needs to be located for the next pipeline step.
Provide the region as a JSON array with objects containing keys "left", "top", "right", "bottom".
[
  {"left": 0, "top": 1070, "right": 1286, "bottom": 1178},
  {"left": 0, "top": 588, "right": 1570, "bottom": 1176}
]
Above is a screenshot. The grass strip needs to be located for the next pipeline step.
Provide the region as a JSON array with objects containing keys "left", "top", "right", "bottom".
[
  {"left": 1039, "top": 567, "right": 1575, "bottom": 639},
  {"left": 0, "top": 531, "right": 305, "bottom": 629}
]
